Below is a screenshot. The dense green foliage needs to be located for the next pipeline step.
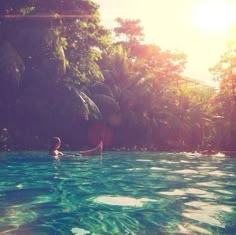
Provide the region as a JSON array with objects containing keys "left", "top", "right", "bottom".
[
  {"left": 0, "top": 0, "right": 234, "bottom": 151},
  {"left": 210, "top": 36, "right": 236, "bottom": 150}
]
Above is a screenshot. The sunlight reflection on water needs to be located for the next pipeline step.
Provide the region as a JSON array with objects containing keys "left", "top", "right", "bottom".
[
  {"left": 94, "top": 196, "right": 157, "bottom": 207},
  {"left": 0, "top": 151, "right": 235, "bottom": 234}
]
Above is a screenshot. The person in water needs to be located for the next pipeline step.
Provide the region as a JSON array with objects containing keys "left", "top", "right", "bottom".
[
  {"left": 201, "top": 144, "right": 216, "bottom": 155},
  {"left": 49, "top": 137, "right": 63, "bottom": 158},
  {"left": 49, "top": 136, "right": 103, "bottom": 158}
]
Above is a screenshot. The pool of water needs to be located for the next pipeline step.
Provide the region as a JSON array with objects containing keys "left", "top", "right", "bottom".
[{"left": 0, "top": 151, "right": 236, "bottom": 234}]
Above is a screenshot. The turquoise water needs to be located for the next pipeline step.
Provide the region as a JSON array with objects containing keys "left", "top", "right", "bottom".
[{"left": 0, "top": 151, "right": 236, "bottom": 235}]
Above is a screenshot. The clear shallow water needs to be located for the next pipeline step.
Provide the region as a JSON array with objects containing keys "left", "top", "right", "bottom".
[{"left": 0, "top": 151, "right": 236, "bottom": 235}]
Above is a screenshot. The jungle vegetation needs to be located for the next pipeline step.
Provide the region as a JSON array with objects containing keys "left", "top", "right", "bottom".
[{"left": 0, "top": 0, "right": 235, "bottom": 151}]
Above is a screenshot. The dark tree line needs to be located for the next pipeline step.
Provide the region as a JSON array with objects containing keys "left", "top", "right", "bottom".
[{"left": 0, "top": 0, "right": 235, "bottom": 151}]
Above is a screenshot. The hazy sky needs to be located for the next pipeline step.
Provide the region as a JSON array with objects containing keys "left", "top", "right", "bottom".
[{"left": 94, "top": 0, "right": 236, "bottom": 86}]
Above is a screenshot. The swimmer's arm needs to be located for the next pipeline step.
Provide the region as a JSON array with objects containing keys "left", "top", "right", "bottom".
[
  {"left": 63, "top": 152, "right": 82, "bottom": 157},
  {"left": 58, "top": 151, "right": 63, "bottom": 156}
]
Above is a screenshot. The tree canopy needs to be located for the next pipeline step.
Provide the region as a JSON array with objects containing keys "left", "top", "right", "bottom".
[{"left": 0, "top": 1, "right": 232, "bottom": 151}]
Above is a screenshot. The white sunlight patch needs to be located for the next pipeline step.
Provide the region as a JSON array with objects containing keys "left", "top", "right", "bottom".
[
  {"left": 183, "top": 200, "right": 232, "bottom": 228},
  {"left": 71, "top": 227, "right": 90, "bottom": 235},
  {"left": 160, "top": 160, "right": 179, "bottom": 164},
  {"left": 94, "top": 196, "right": 156, "bottom": 207},
  {"left": 159, "top": 189, "right": 185, "bottom": 196},
  {"left": 150, "top": 167, "right": 168, "bottom": 171},
  {"left": 208, "top": 171, "right": 233, "bottom": 177},
  {"left": 196, "top": 181, "right": 222, "bottom": 187},
  {"left": 212, "top": 152, "right": 226, "bottom": 157},
  {"left": 127, "top": 168, "right": 143, "bottom": 171},
  {"left": 215, "top": 189, "right": 233, "bottom": 195},
  {"left": 174, "top": 169, "right": 199, "bottom": 174},
  {"left": 160, "top": 188, "right": 215, "bottom": 198},
  {"left": 185, "top": 201, "right": 232, "bottom": 213},
  {"left": 182, "top": 211, "right": 223, "bottom": 228},
  {"left": 197, "top": 166, "right": 218, "bottom": 169},
  {"left": 185, "top": 188, "right": 210, "bottom": 195},
  {"left": 177, "top": 223, "right": 212, "bottom": 235},
  {"left": 136, "top": 159, "right": 152, "bottom": 162}
]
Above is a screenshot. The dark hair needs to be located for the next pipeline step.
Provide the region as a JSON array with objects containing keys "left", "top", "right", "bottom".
[{"left": 50, "top": 137, "right": 61, "bottom": 150}]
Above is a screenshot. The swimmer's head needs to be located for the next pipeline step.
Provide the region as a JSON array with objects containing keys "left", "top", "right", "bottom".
[{"left": 50, "top": 137, "right": 61, "bottom": 150}]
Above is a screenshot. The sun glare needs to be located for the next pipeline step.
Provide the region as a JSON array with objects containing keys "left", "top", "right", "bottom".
[{"left": 192, "top": 0, "right": 236, "bottom": 34}]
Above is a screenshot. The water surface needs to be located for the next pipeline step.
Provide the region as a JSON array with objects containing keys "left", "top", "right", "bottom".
[{"left": 0, "top": 151, "right": 235, "bottom": 234}]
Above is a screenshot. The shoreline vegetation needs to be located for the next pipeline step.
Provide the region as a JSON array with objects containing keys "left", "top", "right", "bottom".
[
  {"left": 1, "top": 1, "right": 236, "bottom": 153},
  {"left": 1, "top": 135, "right": 236, "bottom": 157},
  {"left": 0, "top": 127, "right": 236, "bottom": 156},
  {"left": 1, "top": 147, "right": 236, "bottom": 158}
]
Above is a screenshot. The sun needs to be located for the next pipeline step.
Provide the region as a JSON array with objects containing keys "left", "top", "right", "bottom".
[{"left": 192, "top": 0, "right": 236, "bottom": 34}]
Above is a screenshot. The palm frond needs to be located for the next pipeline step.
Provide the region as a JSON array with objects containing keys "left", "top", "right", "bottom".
[
  {"left": 93, "top": 94, "right": 120, "bottom": 116},
  {"left": 79, "top": 91, "right": 101, "bottom": 119},
  {"left": 0, "top": 41, "right": 25, "bottom": 87},
  {"left": 89, "top": 82, "right": 114, "bottom": 97}
]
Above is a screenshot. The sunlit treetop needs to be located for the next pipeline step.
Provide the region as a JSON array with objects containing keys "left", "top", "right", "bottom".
[{"left": 114, "top": 18, "right": 144, "bottom": 44}]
